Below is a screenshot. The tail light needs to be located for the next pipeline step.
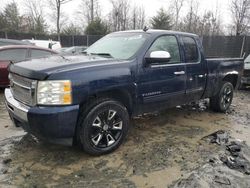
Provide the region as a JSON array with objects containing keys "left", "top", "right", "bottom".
[{"left": 0, "top": 64, "right": 7, "bottom": 68}]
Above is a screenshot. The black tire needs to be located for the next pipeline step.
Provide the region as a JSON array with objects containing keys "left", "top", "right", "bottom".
[
  {"left": 78, "top": 98, "right": 129, "bottom": 155},
  {"left": 210, "top": 81, "right": 234, "bottom": 112}
]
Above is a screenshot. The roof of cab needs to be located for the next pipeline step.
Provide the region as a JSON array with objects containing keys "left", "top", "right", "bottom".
[{"left": 114, "top": 29, "right": 199, "bottom": 37}]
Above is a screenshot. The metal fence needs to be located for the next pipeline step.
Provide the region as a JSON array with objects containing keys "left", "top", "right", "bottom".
[
  {"left": 59, "top": 35, "right": 103, "bottom": 47},
  {"left": 202, "top": 36, "right": 249, "bottom": 58},
  {"left": 1, "top": 31, "right": 250, "bottom": 58}
]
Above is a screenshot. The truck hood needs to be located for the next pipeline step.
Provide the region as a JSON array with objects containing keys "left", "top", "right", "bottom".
[{"left": 9, "top": 55, "right": 128, "bottom": 80}]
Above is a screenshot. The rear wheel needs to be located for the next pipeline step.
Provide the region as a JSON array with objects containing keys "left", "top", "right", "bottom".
[
  {"left": 210, "top": 82, "right": 234, "bottom": 112},
  {"left": 78, "top": 99, "right": 129, "bottom": 155}
]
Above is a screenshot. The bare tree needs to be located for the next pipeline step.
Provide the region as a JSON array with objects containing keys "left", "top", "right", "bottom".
[
  {"left": 91, "top": 0, "right": 94, "bottom": 22},
  {"left": 230, "top": 0, "right": 250, "bottom": 35},
  {"left": 131, "top": 5, "right": 145, "bottom": 30},
  {"left": 79, "top": 0, "right": 100, "bottom": 24},
  {"left": 23, "top": 0, "right": 47, "bottom": 34},
  {"left": 48, "top": 0, "right": 73, "bottom": 41},
  {"left": 211, "top": 2, "right": 223, "bottom": 35},
  {"left": 198, "top": 11, "right": 223, "bottom": 36},
  {"left": 171, "top": 0, "right": 185, "bottom": 30},
  {"left": 181, "top": 0, "right": 200, "bottom": 33},
  {"left": 109, "top": 0, "right": 130, "bottom": 31},
  {"left": 24, "top": 0, "right": 44, "bottom": 22}
]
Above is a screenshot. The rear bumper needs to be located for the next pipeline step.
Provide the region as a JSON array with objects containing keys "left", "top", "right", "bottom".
[{"left": 4, "top": 88, "right": 79, "bottom": 144}]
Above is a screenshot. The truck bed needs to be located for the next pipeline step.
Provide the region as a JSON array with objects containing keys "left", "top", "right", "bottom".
[{"left": 204, "top": 57, "right": 244, "bottom": 98}]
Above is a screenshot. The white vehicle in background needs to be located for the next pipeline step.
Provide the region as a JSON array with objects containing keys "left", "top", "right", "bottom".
[
  {"left": 58, "top": 46, "right": 88, "bottom": 55},
  {"left": 241, "top": 54, "right": 250, "bottom": 88},
  {"left": 22, "top": 39, "right": 62, "bottom": 50}
]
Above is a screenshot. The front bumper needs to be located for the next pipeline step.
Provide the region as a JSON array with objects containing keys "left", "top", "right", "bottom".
[
  {"left": 4, "top": 88, "right": 79, "bottom": 143},
  {"left": 242, "top": 76, "right": 250, "bottom": 85}
]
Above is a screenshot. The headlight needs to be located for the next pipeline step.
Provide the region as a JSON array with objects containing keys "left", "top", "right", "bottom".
[{"left": 37, "top": 80, "right": 72, "bottom": 105}]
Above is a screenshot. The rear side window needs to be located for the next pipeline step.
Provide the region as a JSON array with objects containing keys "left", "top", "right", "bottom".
[
  {"left": 182, "top": 37, "right": 199, "bottom": 63},
  {"left": 30, "top": 49, "right": 53, "bottom": 58},
  {"left": 0, "top": 49, "right": 27, "bottom": 62},
  {"left": 148, "top": 35, "right": 181, "bottom": 64}
]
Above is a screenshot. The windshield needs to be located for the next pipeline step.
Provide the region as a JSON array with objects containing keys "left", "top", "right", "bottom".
[{"left": 86, "top": 33, "right": 149, "bottom": 60}]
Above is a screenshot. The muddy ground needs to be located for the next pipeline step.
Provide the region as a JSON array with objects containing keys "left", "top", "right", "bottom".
[{"left": 0, "top": 88, "right": 249, "bottom": 188}]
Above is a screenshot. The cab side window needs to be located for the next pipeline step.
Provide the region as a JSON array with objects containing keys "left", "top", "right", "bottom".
[
  {"left": 182, "top": 37, "right": 199, "bottom": 63},
  {"left": 30, "top": 49, "right": 53, "bottom": 58},
  {"left": 148, "top": 36, "right": 181, "bottom": 64}
]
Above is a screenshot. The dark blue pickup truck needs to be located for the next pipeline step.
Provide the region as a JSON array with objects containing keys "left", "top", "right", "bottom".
[{"left": 5, "top": 30, "right": 244, "bottom": 155}]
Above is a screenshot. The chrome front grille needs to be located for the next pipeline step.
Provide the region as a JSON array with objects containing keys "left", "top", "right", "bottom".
[{"left": 9, "top": 73, "right": 37, "bottom": 106}]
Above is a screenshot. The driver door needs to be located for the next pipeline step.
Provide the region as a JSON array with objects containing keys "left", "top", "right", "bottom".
[{"left": 137, "top": 35, "right": 187, "bottom": 112}]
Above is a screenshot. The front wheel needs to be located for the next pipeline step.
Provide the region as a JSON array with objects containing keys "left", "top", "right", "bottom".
[
  {"left": 78, "top": 99, "right": 129, "bottom": 155},
  {"left": 210, "top": 82, "right": 234, "bottom": 112}
]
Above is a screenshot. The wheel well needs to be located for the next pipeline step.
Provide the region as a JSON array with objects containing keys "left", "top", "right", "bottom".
[
  {"left": 83, "top": 89, "right": 133, "bottom": 116},
  {"left": 222, "top": 74, "right": 238, "bottom": 88}
]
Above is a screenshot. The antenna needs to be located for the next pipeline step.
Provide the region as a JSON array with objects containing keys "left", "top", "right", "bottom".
[{"left": 143, "top": 26, "right": 149, "bottom": 32}]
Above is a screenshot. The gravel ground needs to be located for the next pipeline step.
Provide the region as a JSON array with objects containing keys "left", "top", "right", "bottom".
[{"left": 0, "top": 88, "right": 249, "bottom": 188}]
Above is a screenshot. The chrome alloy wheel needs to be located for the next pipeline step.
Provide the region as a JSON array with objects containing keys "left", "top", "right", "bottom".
[
  {"left": 90, "top": 109, "right": 123, "bottom": 148},
  {"left": 220, "top": 85, "right": 233, "bottom": 109}
]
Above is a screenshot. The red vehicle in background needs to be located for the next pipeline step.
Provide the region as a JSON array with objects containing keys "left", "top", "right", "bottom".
[{"left": 0, "top": 45, "right": 58, "bottom": 87}]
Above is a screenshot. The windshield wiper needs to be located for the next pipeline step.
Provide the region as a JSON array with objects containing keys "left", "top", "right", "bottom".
[{"left": 90, "top": 53, "right": 113, "bottom": 58}]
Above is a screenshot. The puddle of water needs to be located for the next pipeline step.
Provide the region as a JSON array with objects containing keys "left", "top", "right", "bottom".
[{"left": 130, "top": 166, "right": 182, "bottom": 188}]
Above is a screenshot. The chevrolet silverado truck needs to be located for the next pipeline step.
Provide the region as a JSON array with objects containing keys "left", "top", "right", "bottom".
[{"left": 5, "top": 30, "right": 244, "bottom": 155}]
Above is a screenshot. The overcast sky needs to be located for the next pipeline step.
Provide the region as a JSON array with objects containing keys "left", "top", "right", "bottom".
[{"left": 1, "top": 0, "right": 232, "bottom": 29}]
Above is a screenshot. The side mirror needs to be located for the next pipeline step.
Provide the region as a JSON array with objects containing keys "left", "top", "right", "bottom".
[{"left": 145, "top": 51, "right": 171, "bottom": 64}]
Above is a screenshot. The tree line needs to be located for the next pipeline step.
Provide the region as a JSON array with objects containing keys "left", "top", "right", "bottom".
[{"left": 0, "top": 0, "right": 249, "bottom": 41}]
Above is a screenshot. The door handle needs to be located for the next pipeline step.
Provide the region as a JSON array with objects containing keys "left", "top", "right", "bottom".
[{"left": 174, "top": 71, "right": 185, "bottom": 75}]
